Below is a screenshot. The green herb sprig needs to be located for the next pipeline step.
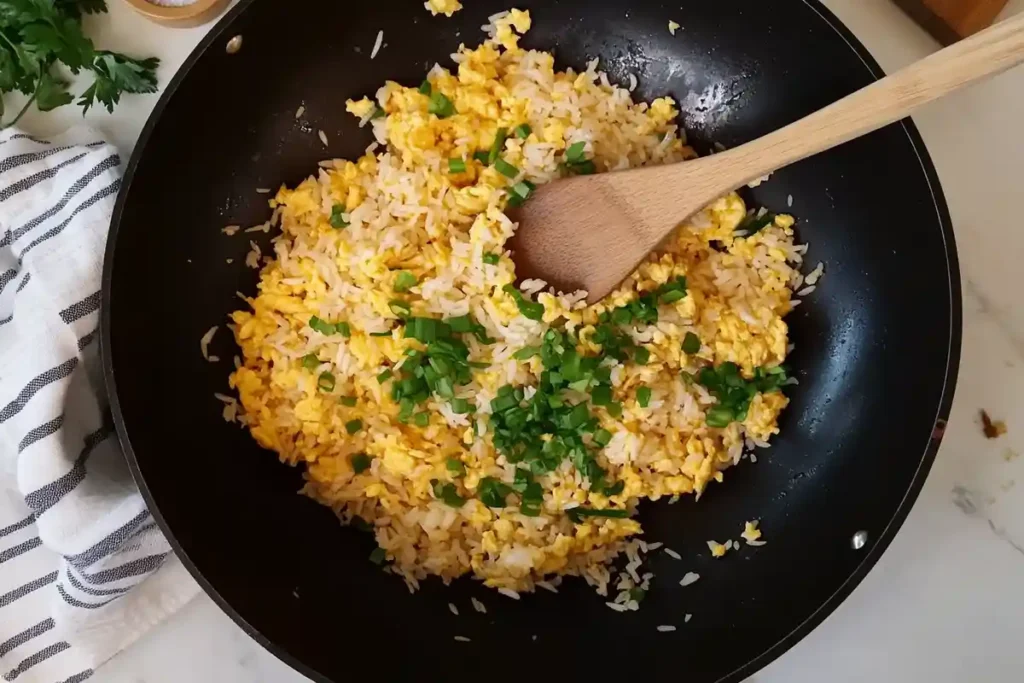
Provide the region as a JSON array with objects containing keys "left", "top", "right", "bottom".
[{"left": 0, "top": 0, "right": 159, "bottom": 128}]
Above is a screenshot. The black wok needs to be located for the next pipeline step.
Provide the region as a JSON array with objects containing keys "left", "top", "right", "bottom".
[{"left": 101, "top": 0, "right": 960, "bottom": 680}]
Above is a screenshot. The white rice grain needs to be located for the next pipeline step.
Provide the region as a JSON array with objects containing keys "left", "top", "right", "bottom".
[
  {"left": 371, "top": 30, "right": 384, "bottom": 59},
  {"left": 679, "top": 572, "right": 700, "bottom": 587},
  {"left": 685, "top": 613, "right": 693, "bottom": 623},
  {"left": 628, "top": 73, "right": 637, "bottom": 92},
  {"left": 221, "top": 225, "right": 240, "bottom": 236},
  {"left": 606, "top": 601, "right": 628, "bottom": 612},
  {"left": 471, "top": 597, "right": 487, "bottom": 614},
  {"left": 657, "top": 625, "right": 676, "bottom": 632},
  {"left": 498, "top": 587, "right": 520, "bottom": 600},
  {"left": 797, "top": 285, "right": 816, "bottom": 296},
  {"left": 663, "top": 548, "right": 681, "bottom": 560},
  {"left": 318, "top": 130, "right": 329, "bottom": 147},
  {"left": 294, "top": 105, "right": 305, "bottom": 119},
  {"left": 787, "top": 194, "right": 794, "bottom": 207},
  {"left": 256, "top": 188, "right": 272, "bottom": 194},
  {"left": 200, "top": 326, "right": 218, "bottom": 362},
  {"left": 454, "top": 636, "right": 471, "bottom": 642}
]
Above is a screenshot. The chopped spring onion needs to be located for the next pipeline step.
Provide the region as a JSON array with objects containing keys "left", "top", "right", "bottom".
[
  {"left": 337, "top": 322, "right": 351, "bottom": 338},
  {"left": 636, "top": 386, "right": 652, "bottom": 408},
  {"left": 736, "top": 211, "right": 777, "bottom": 236},
  {"left": 369, "top": 331, "right": 393, "bottom": 337},
  {"left": 376, "top": 369, "right": 393, "bottom": 383},
  {"left": 566, "top": 507, "right": 630, "bottom": 522},
  {"left": 428, "top": 91, "right": 455, "bottom": 118},
  {"left": 603, "top": 480, "right": 625, "bottom": 496},
  {"left": 388, "top": 299, "right": 412, "bottom": 318},
  {"left": 448, "top": 158, "right": 467, "bottom": 174},
  {"left": 329, "top": 203, "right": 349, "bottom": 228},
  {"left": 483, "top": 252, "right": 500, "bottom": 265},
  {"left": 302, "top": 354, "right": 319, "bottom": 370},
  {"left": 473, "top": 150, "right": 490, "bottom": 164},
  {"left": 633, "top": 346, "right": 650, "bottom": 365},
  {"left": 451, "top": 397, "right": 473, "bottom": 414},
  {"left": 368, "top": 546, "right": 386, "bottom": 564},
  {"left": 345, "top": 419, "right": 363, "bottom": 434},
  {"left": 394, "top": 271, "right": 418, "bottom": 292},
  {"left": 479, "top": 477, "right": 513, "bottom": 508},
  {"left": 351, "top": 453, "right": 372, "bottom": 473},
  {"left": 340, "top": 396, "right": 358, "bottom": 407},
  {"left": 502, "top": 284, "right": 545, "bottom": 321},
  {"left": 514, "top": 123, "right": 532, "bottom": 139},
  {"left": 512, "top": 346, "right": 540, "bottom": 360},
  {"left": 593, "top": 428, "right": 612, "bottom": 447},
  {"left": 418, "top": 79, "right": 432, "bottom": 95},
  {"left": 432, "top": 480, "right": 466, "bottom": 507},
  {"left": 494, "top": 158, "right": 519, "bottom": 178},
  {"left": 309, "top": 316, "right": 338, "bottom": 335},
  {"left": 446, "top": 458, "right": 467, "bottom": 476},
  {"left": 682, "top": 331, "right": 701, "bottom": 354},
  {"left": 488, "top": 127, "right": 508, "bottom": 164},
  {"left": 413, "top": 411, "right": 430, "bottom": 427},
  {"left": 565, "top": 141, "right": 586, "bottom": 163},
  {"left": 317, "top": 372, "right": 336, "bottom": 392},
  {"left": 370, "top": 106, "right": 385, "bottom": 120}
]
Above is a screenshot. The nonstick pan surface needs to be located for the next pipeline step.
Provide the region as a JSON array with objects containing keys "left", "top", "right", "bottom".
[{"left": 101, "top": 0, "right": 960, "bottom": 681}]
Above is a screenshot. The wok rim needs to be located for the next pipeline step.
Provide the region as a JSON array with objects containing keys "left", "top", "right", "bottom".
[{"left": 100, "top": 1, "right": 962, "bottom": 681}]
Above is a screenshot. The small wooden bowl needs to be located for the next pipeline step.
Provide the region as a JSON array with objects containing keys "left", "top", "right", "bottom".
[{"left": 121, "top": 0, "right": 231, "bottom": 28}]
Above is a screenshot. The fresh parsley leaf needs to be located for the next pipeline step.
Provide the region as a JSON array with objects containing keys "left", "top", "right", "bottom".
[{"left": 34, "top": 71, "right": 72, "bottom": 111}]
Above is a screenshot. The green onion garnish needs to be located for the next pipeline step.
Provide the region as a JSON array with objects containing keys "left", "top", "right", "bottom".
[
  {"left": 377, "top": 369, "right": 393, "bottom": 383},
  {"left": 388, "top": 300, "right": 412, "bottom": 318},
  {"left": 329, "top": 203, "right": 349, "bottom": 229},
  {"left": 448, "top": 158, "right": 467, "bottom": 174},
  {"left": 607, "top": 401, "right": 623, "bottom": 418},
  {"left": 479, "top": 477, "right": 513, "bottom": 508},
  {"left": 636, "top": 386, "right": 652, "bottom": 408},
  {"left": 502, "top": 284, "right": 545, "bottom": 321},
  {"left": 451, "top": 397, "right": 473, "bottom": 414},
  {"left": 317, "top": 372, "right": 336, "bottom": 392},
  {"left": 446, "top": 458, "right": 467, "bottom": 476},
  {"left": 682, "top": 332, "right": 701, "bottom": 354},
  {"left": 565, "top": 141, "right": 586, "bottom": 163},
  {"left": 514, "top": 123, "right": 532, "bottom": 139},
  {"left": 633, "top": 346, "right": 650, "bottom": 365},
  {"left": 351, "top": 453, "right": 372, "bottom": 473},
  {"left": 309, "top": 316, "right": 337, "bottom": 335},
  {"left": 418, "top": 79, "right": 432, "bottom": 95},
  {"left": 370, "top": 106, "right": 386, "bottom": 120},
  {"left": 510, "top": 180, "right": 535, "bottom": 200},
  {"left": 591, "top": 385, "right": 612, "bottom": 406},
  {"left": 593, "top": 428, "right": 612, "bottom": 447},
  {"left": 494, "top": 158, "right": 519, "bottom": 178},
  {"left": 428, "top": 91, "right": 455, "bottom": 118},
  {"left": 488, "top": 127, "right": 508, "bottom": 164},
  {"left": 705, "top": 405, "right": 734, "bottom": 428},
  {"left": 369, "top": 546, "right": 386, "bottom": 564},
  {"left": 483, "top": 252, "right": 500, "bottom": 265},
  {"left": 302, "top": 354, "right": 320, "bottom": 370},
  {"left": 473, "top": 150, "right": 489, "bottom": 164},
  {"left": 413, "top": 411, "right": 430, "bottom": 427},
  {"left": 431, "top": 480, "right": 466, "bottom": 507},
  {"left": 736, "top": 211, "right": 777, "bottom": 236},
  {"left": 512, "top": 346, "right": 540, "bottom": 360},
  {"left": 394, "top": 271, "right": 418, "bottom": 292},
  {"left": 337, "top": 322, "right": 351, "bottom": 338},
  {"left": 340, "top": 396, "right": 358, "bottom": 407},
  {"left": 603, "top": 481, "right": 625, "bottom": 496},
  {"left": 566, "top": 507, "right": 629, "bottom": 522},
  {"left": 345, "top": 419, "right": 363, "bottom": 434},
  {"left": 370, "top": 331, "right": 393, "bottom": 337}
]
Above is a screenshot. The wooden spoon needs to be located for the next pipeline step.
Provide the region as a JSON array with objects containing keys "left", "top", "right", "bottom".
[{"left": 511, "top": 11, "right": 1024, "bottom": 302}]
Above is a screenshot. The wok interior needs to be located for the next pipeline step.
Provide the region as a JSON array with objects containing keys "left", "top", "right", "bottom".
[{"left": 105, "top": 0, "right": 958, "bottom": 680}]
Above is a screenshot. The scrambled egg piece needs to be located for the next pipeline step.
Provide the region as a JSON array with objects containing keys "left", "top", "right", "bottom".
[
  {"left": 425, "top": 0, "right": 462, "bottom": 16},
  {"left": 668, "top": 20, "right": 680, "bottom": 35},
  {"left": 228, "top": 9, "right": 804, "bottom": 595}
]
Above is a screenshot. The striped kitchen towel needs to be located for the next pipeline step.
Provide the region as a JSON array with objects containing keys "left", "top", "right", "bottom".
[{"left": 0, "top": 128, "right": 199, "bottom": 682}]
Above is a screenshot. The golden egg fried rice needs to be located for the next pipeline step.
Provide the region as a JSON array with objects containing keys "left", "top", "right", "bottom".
[{"left": 228, "top": 9, "right": 809, "bottom": 596}]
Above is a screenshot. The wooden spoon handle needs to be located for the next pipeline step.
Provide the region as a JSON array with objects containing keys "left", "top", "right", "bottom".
[{"left": 691, "top": 11, "right": 1024, "bottom": 190}]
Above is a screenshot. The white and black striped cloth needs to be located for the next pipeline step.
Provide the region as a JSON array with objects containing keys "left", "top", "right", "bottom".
[{"left": 0, "top": 128, "right": 198, "bottom": 682}]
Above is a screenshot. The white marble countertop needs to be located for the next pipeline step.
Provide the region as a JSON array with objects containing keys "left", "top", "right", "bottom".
[{"left": 20, "top": 0, "right": 1024, "bottom": 681}]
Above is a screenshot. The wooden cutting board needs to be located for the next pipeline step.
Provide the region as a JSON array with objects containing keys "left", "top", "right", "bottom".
[{"left": 894, "top": 0, "right": 1011, "bottom": 44}]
